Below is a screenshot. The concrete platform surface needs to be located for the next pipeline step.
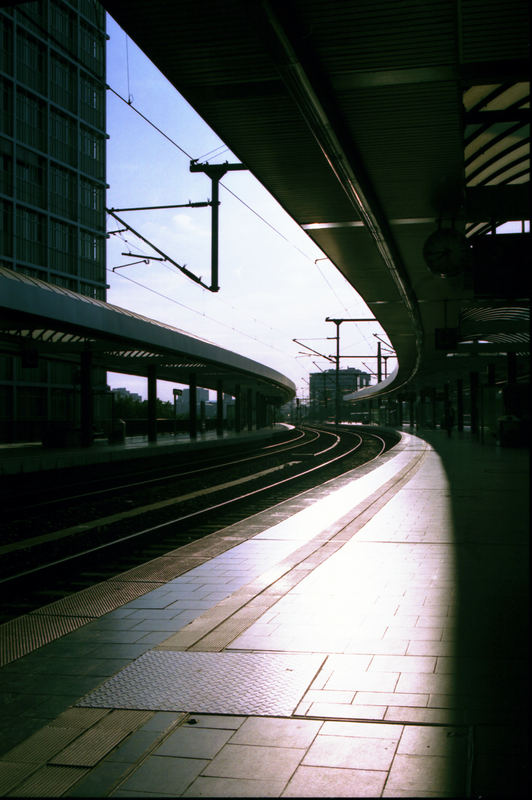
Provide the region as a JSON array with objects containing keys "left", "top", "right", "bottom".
[{"left": 0, "top": 427, "right": 528, "bottom": 797}]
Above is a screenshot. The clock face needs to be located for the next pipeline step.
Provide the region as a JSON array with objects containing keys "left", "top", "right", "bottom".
[{"left": 423, "top": 229, "right": 470, "bottom": 277}]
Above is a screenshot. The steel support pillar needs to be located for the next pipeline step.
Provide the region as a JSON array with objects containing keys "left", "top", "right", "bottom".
[
  {"left": 430, "top": 388, "right": 437, "bottom": 428},
  {"left": 247, "top": 387, "right": 254, "bottom": 430},
  {"left": 470, "top": 371, "right": 479, "bottom": 435},
  {"left": 189, "top": 373, "right": 197, "bottom": 439},
  {"left": 235, "top": 384, "right": 242, "bottom": 433},
  {"left": 456, "top": 378, "right": 464, "bottom": 431},
  {"left": 216, "top": 380, "right": 224, "bottom": 437},
  {"left": 147, "top": 365, "right": 157, "bottom": 443},
  {"left": 148, "top": 365, "right": 157, "bottom": 442},
  {"left": 80, "top": 349, "right": 93, "bottom": 447},
  {"left": 507, "top": 352, "right": 517, "bottom": 384}
]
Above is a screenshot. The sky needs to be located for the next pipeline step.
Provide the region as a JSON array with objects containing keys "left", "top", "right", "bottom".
[{"left": 104, "top": 14, "right": 397, "bottom": 403}]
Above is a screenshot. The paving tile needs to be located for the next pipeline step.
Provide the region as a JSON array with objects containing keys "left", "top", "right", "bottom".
[
  {"left": 324, "top": 670, "right": 399, "bottom": 692},
  {"left": 406, "top": 640, "right": 454, "bottom": 656},
  {"left": 397, "top": 726, "right": 468, "bottom": 757},
  {"left": 353, "top": 691, "right": 429, "bottom": 708},
  {"left": 369, "top": 655, "right": 437, "bottom": 673},
  {"left": 229, "top": 717, "right": 322, "bottom": 748},
  {"left": 69, "top": 761, "right": 128, "bottom": 797},
  {"left": 346, "top": 639, "right": 409, "bottom": 655},
  {"left": 320, "top": 721, "right": 402, "bottom": 740},
  {"left": 282, "top": 765, "right": 387, "bottom": 797},
  {"left": 203, "top": 743, "right": 303, "bottom": 782},
  {"left": 120, "top": 755, "right": 209, "bottom": 794},
  {"left": 302, "top": 733, "right": 397, "bottom": 770},
  {"left": 384, "top": 706, "right": 457, "bottom": 725},
  {"left": 183, "top": 775, "right": 285, "bottom": 796},
  {"left": 7, "top": 764, "right": 89, "bottom": 797},
  {"left": 139, "top": 712, "right": 186, "bottom": 732},
  {"left": 307, "top": 702, "right": 387, "bottom": 720},
  {"left": 384, "top": 753, "right": 467, "bottom": 796},
  {"left": 183, "top": 715, "right": 246, "bottom": 730},
  {"left": 303, "top": 690, "right": 355, "bottom": 704},
  {"left": 87, "top": 644, "right": 152, "bottom": 660},
  {"left": 154, "top": 726, "right": 233, "bottom": 758},
  {"left": 0, "top": 762, "right": 40, "bottom": 796},
  {"left": 396, "top": 672, "right": 453, "bottom": 694},
  {"left": 104, "top": 730, "right": 160, "bottom": 763}
]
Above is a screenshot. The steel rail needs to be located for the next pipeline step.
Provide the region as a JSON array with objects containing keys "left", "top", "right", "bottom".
[
  {"left": 11, "top": 428, "right": 315, "bottom": 511},
  {"left": 1, "top": 427, "right": 384, "bottom": 585}
]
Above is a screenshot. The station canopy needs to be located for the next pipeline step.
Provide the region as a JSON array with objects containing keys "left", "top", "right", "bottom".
[
  {"left": 0, "top": 267, "right": 295, "bottom": 404},
  {"left": 101, "top": 0, "right": 530, "bottom": 398}
]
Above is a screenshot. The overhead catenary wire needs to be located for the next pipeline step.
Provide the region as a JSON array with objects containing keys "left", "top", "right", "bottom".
[
  {"left": 107, "top": 213, "right": 298, "bottom": 343},
  {"left": 107, "top": 86, "right": 355, "bottom": 314},
  {"left": 107, "top": 264, "right": 293, "bottom": 359}
]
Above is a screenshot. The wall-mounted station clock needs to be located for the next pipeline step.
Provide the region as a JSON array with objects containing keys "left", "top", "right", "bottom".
[{"left": 423, "top": 228, "right": 471, "bottom": 277}]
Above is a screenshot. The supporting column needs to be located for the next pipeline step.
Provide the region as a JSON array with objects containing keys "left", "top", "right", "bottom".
[
  {"left": 235, "top": 384, "right": 242, "bottom": 433},
  {"left": 80, "top": 349, "right": 93, "bottom": 447},
  {"left": 189, "top": 373, "right": 197, "bottom": 439},
  {"left": 409, "top": 396, "right": 415, "bottom": 428},
  {"left": 216, "top": 380, "right": 224, "bottom": 437},
  {"left": 482, "top": 362, "right": 498, "bottom": 444},
  {"left": 255, "top": 392, "right": 263, "bottom": 429},
  {"left": 456, "top": 378, "right": 464, "bottom": 432},
  {"left": 470, "top": 371, "right": 479, "bottom": 436},
  {"left": 147, "top": 365, "right": 157, "bottom": 443},
  {"left": 507, "top": 352, "right": 517, "bottom": 384},
  {"left": 247, "top": 387, "right": 254, "bottom": 431},
  {"left": 430, "top": 388, "right": 437, "bottom": 429}
]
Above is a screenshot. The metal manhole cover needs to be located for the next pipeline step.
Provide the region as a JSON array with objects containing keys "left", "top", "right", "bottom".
[{"left": 77, "top": 651, "right": 324, "bottom": 716}]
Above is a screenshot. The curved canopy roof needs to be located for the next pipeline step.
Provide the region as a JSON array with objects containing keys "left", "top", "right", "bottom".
[
  {"left": 102, "top": 0, "right": 530, "bottom": 397},
  {"left": 0, "top": 268, "right": 295, "bottom": 403}
]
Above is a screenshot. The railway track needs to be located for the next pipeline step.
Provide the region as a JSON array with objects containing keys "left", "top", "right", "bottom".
[{"left": 0, "top": 425, "right": 399, "bottom": 623}]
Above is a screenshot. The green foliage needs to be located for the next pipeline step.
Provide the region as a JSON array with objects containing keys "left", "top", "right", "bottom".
[{"left": 112, "top": 393, "right": 175, "bottom": 419}]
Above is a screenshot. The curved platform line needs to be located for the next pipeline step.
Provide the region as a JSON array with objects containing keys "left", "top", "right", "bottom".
[{"left": 157, "top": 434, "right": 428, "bottom": 653}]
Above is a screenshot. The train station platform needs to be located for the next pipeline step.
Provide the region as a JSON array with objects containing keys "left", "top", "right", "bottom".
[
  {"left": 0, "top": 427, "right": 528, "bottom": 797},
  {"left": 0, "top": 425, "right": 290, "bottom": 476}
]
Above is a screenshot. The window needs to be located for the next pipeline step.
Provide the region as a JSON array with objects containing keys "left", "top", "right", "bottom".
[
  {"left": 50, "top": 111, "right": 77, "bottom": 166},
  {"left": 79, "top": 126, "right": 104, "bottom": 178},
  {"left": 0, "top": 15, "right": 13, "bottom": 75},
  {"left": 50, "top": 164, "right": 75, "bottom": 219},
  {"left": 50, "top": 1, "right": 73, "bottom": 48},
  {"left": 80, "top": 178, "right": 103, "bottom": 227},
  {"left": 80, "top": 231, "right": 104, "bottom": 282},
  {"left": 50, "top": 55, "right": 75, "bottom": 111},
  {"left": 0, "top": 78, "right": 13, "bottom": 136},
  {"left": 0, "top": 140, "right": 13, "bottom": 195},
  {"left": 80, "top": 74, "right": 103, "bottom": 128},
  {"left": 49, "top": 219, "right": 74, "bottom": 272},
  {"left": 0, "top": 199, "right": 13, "bottom": 258},
  {"left": 16, "top": 92, "right": 44, "bottom": 151},
  {"left": 80, "top": 23, "right": 104, "bottom": 77},
  {"left": 16, "top": 148, "right": 44, "bottom": 207},
  {"left": 16, "top": 207, "right": 44, "bottom": 265},
  {"left": 16, "top": 32, "right": 45, "bottom": 93}
]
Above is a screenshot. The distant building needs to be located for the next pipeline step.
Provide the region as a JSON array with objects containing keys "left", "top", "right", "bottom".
[
  {"left": 111, "top": 387, "right": 143, "bottom": 404},
  {"left": 0, "top": 0, "right": 107, "bottom": 442},
  {"left": 309, "top": 367, "right": 371, "bottom": 420}
]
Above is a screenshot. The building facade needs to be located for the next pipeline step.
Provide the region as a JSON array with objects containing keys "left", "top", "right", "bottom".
[
  {"left": 0, "top": 0, "right": 107, "bottom": 442},
  {"left": 309, "top": 367, "right": 371, "bottom": 421}
]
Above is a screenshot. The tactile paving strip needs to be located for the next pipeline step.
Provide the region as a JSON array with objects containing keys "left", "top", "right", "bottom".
[
  {"left": 77, "top": 651, "right": 325, "bottom": 716},
  {"left": 0, "top": 613, "right": 89, "bottom": 667}
]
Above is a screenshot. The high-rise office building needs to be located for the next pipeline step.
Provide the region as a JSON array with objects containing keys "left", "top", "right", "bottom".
[
  {"left": 0, "top": 0, "right": 107, "bottom": 442},
  {"left": 309, "top": 367, "right": 371, "bottom": 420}
]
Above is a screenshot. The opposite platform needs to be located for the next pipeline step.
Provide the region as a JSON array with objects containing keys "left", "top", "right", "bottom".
[
  {"left": 0, "top": 428, "right": 528, "bottom": 797},
  {"left": 0, "top": 425, "right": 289, "bottom": 475}
]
